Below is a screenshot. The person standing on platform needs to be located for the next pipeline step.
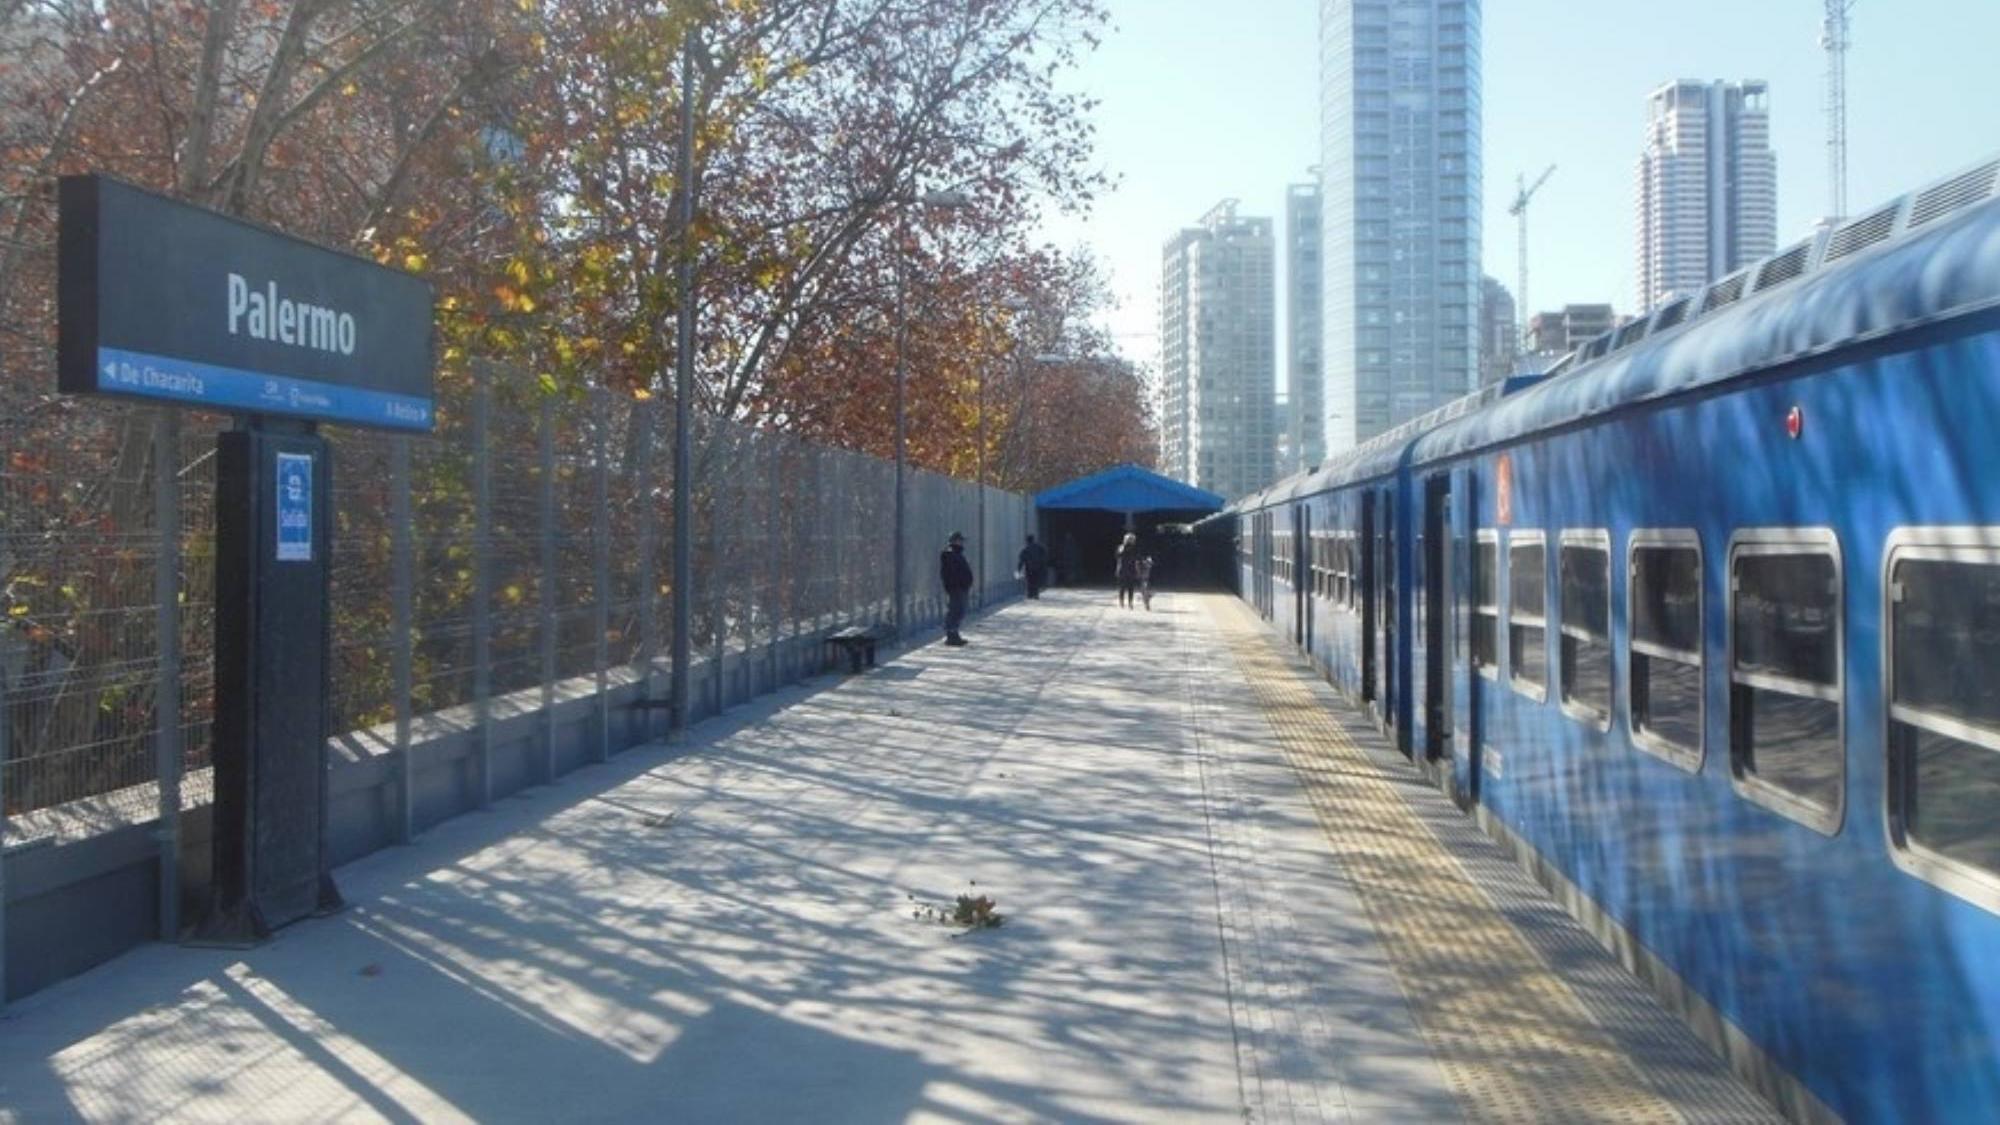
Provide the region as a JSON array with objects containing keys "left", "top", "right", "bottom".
[
  {"left": 1018, "top": 534, "right": 1050, "bottom": 599},
  {"left": 1137, "top": 554, "right": 1155, "bottom": 611},
  {"left": 1115, "top": 532, "right": 1140, "bottom": 609},
  {"left": 940, "top": 531, "right": 974, "bottom": 646}
]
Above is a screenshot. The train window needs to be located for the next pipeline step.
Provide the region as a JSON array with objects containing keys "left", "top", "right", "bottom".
[
  {"left": 1472, "top": 531, "right": 1498, "bottom": 678},
  {"left": 1329, "top": 533, "right": 1342, "bottom": 602},
  {"left": 1629, "top": 532, "right": 1704, "bottom": 771},
  {"left": 1331, "top": 533, "right": 1346, "bottom": 607},
  {"left": 1415, "top": 531, "right": 1426, "bottom": 637},
  {"left": 1342, "top": 535, "right": 1357, "bottom": 609},
  {"left": 1325, "top": 533, "right": 1338, "bottom": 600},
  {"left": 1508, "top": 531, "right": 1547, "bottom": 700},
  {"left": 1885, "top": 532, "right": 2000, "bottom": 911},
  {"left": 1320, "top": 528, "right": 1336, "bottom": 600},
  {"left": 1728, "top": 530, "right": 1843, "bottom": 834},
  {"left": 1559, "top": 531, "right": 1612, "bottom": 729}
]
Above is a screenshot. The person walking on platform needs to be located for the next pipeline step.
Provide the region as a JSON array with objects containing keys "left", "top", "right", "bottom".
[
  {"left": 940, "top": 531, "right": 974, "bottom": 646},
  {"left": 1115, "top": 532, "right": 1140, "bottom": 609},
  {"left": 1018, "top": 534, "right": 1050, "bottom": 599}
]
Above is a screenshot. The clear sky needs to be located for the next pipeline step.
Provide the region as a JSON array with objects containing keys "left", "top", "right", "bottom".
[{"left": 1039, "top": 0, "right": 2000, "bottom": 389}]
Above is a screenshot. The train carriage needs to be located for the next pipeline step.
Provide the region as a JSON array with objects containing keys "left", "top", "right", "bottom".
[{"left": 1224, "top": 155, "right": 2000, "bottom": 1121}]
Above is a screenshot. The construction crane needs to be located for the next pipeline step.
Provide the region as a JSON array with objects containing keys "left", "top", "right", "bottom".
[
  {"left": 1822, "top": 1, "right": 1856, "bottom": 220},
  {"left": 1509, "top": 164, "right": 1556, "bottom": 349}
]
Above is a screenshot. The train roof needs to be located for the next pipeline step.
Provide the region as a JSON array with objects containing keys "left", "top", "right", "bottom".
[
  {"left": 1221, "top": 372, "right": 1545, "bottom": 517},
  {"left": 1220, "top": 152, "right": 2000, "bottom": 518},
  {"left": 1411, "top": 153, "right": 2000, "bottom": 468}
]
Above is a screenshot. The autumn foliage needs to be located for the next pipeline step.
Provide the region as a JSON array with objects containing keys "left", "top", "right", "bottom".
[
  {"left": 0, "top": 0, "right": 1156, "bottom": 808},
  {"left": 2, "top": 0, "right": 1152, "bottom": 470}
]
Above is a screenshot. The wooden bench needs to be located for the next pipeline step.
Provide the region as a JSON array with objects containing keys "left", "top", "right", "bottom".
[{"left": 825, "top": 624, "right": 893, "bottom": 674}]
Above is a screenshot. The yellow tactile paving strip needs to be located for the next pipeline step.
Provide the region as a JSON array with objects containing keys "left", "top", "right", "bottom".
[{"left": 1209, "top": 598, "right": 1686, "bottom": 1124}]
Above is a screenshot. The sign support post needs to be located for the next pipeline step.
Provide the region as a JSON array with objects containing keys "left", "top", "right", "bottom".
[
  {"left": 153, "top": 411, "right": 183, "bottom": 942},
  {"left": 202, "top": 417, "right": 342, "bottom": 941},
  {"left": 58, "top": 174, "right": 433, "bottom": 946}
]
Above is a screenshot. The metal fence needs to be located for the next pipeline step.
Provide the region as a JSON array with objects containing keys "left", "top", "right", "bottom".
[{"left": 1, "top": 367, "right": 1031, "bottom": 847}]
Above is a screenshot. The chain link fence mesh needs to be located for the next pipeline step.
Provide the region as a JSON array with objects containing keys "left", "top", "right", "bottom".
[{"left": 2, "top": 373, "right": 1034, "bottom": 845}]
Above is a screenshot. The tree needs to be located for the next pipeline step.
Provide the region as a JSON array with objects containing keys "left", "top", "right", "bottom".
[
  {"left": 0, "top": 0, "right": 1152, "bottom": 810},
  {"left": 0, "top": 0, "right": 507, "bottom": 807}
]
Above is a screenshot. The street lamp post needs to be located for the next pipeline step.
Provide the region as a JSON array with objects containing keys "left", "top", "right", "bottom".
[
  {"left": 670, "top": 25, "right": 699, "bottom": 735},
  {"left": 892, "top": 235, "right": 908, "bottom": 635},
  {"left": 889, "top": 188, "right": 969, "bottom": 637}
]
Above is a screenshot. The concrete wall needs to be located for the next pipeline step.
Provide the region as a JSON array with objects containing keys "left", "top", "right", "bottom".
[{"left": 3, "top": 596, "right": 1001, "bottom": 1004}]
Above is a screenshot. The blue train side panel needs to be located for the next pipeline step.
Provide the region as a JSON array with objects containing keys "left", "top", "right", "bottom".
[
  {"left": 1221, "top": 165, "right": 2000, "bottom": 1122},
  {"left": 1466, "top": 325, "right": 2000, "bottom": 1121}
]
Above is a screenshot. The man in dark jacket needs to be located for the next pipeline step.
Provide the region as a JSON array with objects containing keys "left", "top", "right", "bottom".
[
  {"left": 940, "top": 531, "right": 974, "bottom": 646},
  {"left": 1018, "top": 534, "right": 1050, "bottom": 599}
]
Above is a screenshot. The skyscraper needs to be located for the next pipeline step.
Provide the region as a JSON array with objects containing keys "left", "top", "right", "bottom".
[
  {"left": 1286, "top": 181, "right": 1325, "bottom": 472},
  {"left": 1160, "top": 200, "right": 1277, "bottom": 500},
  {"left": 1320, "top": 0, "right": 1482, "bottom": 454},
  {"left": 1635, "top": 79, "right": 1777, "bottom": 312},
  {"left": 1478, "top": 274, "right": 1516, "bottom": 385}
]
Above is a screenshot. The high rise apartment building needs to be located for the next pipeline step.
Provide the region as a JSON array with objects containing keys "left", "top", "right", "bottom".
[
  {"left": 1635, "top": 79, "right": 1777, "bottom": 311},
  {"left": 1285, "top": 182, "right": 1325, "bottom": 472},
  {"left": 1525, "top": 303, "right": 1618, "bottom": 355},
  {"left": 1160, "top": 201, "right": 1278, "bottom": 500},
  {"left": 1320, "top": 0, "right": 1482, "bottom": 453}
]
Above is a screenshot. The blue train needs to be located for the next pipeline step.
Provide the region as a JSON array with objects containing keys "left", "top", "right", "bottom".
[{"left": 1223, "top": 155, "right": 2000, "bottom": 1122}]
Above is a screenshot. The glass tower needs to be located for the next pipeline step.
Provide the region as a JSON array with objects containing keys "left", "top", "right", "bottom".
[
  {"left": 1636, "top": 80, "right": 1777, "bottom": 312},
  {"left": 1320, "top": 0, "right": 1482, "bottom": 453},
  {"left": 1161, "top": 201, "right": 1277, "bottom": 501},
  {"left": 1286, "top": 182, "right": 1326, "bottom": 471}
]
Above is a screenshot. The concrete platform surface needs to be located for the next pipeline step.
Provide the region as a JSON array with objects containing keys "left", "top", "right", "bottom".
[{"left": 0, "top": 591, "right": 1777, "bottom": 1123}]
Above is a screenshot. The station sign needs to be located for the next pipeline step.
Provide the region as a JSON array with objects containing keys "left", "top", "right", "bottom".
[{"left": 57, "top": 175, "right": 435, "bottom": 431}]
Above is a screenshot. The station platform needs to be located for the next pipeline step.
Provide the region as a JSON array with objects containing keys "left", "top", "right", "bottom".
[{"left": 0, "top": 591, "right": 1780, "bottom": 1123}]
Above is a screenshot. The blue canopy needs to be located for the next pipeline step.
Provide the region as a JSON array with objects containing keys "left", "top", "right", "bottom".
[{"left": 1034, "top": 464, "right": 1226, "bottom": 513}]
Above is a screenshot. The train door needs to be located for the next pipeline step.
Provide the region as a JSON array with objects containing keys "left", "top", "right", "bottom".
[
  {"left": 1458, "top": 466, "right": 1483, "bottom": 806},
  {"left": 1254, "top": 512, "right": 1264, "bottom": 618},
  {"left": 1295, "top": 505, "right": 1312, "bottom": 650},
  {"left": 1265, "top": 512, "right": 1277, "bottom": 619},
  {"left": 1381, "top": 486, "right": 1397, "bottom": 738},
  {"left": 1424, "top": 473, "right": 1452, "bottom": 761},
  {"left": 1360, "top": 492, "right": 1377, "bottom": 702}
]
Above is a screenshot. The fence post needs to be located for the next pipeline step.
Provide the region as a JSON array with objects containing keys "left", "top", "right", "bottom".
[
  {"left": 152, "top": 411, "right": 182, "bottom": 944},
  {"left": 708, "top": 422, "right": 726, "bottom": 716},
  {"left": 538, "top": 395, "right": 556, "bottom": 781},
  {"left": 829, "top": 452, "right": 844, "bottom": 626},
  {"left": 635, "top": 398, "right": 658, "bottom": 735},
  {"left": 1, "top": 422, "right": 11, "bottom": 1006},
  {"left": 767, "top": 436, "right": 782, "bottom": 687},
  {"left": 472, "top": 365, "right": 494, "bottom": 809},
  {"left": 592, "top": 387, "right": 611, "bottom": 762},
  {"left": 391, "top": 436, "right": 414, "bottom": 843}
]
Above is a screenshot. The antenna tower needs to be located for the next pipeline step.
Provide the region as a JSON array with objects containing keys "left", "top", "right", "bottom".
[{"left": 1822, "top": 1, "right": 1855, "bottom": 219}]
